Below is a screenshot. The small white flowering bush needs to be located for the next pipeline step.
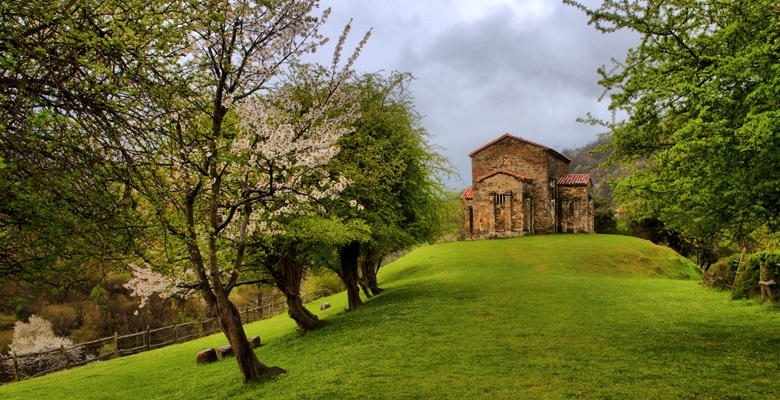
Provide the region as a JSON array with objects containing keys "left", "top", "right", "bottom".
[{"left": 6, "top": 315, "right": 84, "bottom": 375}]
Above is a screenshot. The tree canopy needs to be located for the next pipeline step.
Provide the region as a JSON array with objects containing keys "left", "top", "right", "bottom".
[
  {"left": 0, "top": 0, "right": 190, "bottom": 286},
  {"left": 566, "top": 0, "right": 780, "bottom": 246},
  {"left": 326, "top": 72, "right": 451, "bottom": 307}
]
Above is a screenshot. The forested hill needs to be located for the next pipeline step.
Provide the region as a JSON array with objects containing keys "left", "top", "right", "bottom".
[{"left": 562, "top": 136, "right": 627, "bottom": 201}]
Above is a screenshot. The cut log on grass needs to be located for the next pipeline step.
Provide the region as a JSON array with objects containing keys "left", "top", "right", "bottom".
[
  {"left": 248, "top": 336, "right": 262, "bottom": 349},
  {"left": 196, "top": 348, "right": 218, "bottom": 364},
  {"left": 320, "top": 302, "right": 331, "bottom": 311},
  {"left": 217, "top": 345, "right": 234, "bottom": 358}
]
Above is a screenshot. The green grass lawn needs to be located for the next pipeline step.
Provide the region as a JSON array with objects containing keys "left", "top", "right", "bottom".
[{"left": 2, "top": 234, "right": 778, "bottom": 399}]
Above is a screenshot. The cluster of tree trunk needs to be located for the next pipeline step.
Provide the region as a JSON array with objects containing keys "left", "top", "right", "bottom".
[
  {"left": 358, "top": 248, "right": 384, "bottom": 298},
  {"left": 338, "top": 242, "right": 363, "bottom": 310},
  {"left": 338, "top": 242, "right": 385, "bottom": 310},
  {"left": 267, "top": 249, "right": 327, "bottom": 333}
]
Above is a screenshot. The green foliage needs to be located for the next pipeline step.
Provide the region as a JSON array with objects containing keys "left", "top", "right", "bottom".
[
  {"left": 4, "top": 235, "right": 780, "bottom": 399},
  {"left": 704, "top": 254, "right": 741, "bottom": 290},
  {"left": 303, "top": 270, "right": 345, "bottom": 295},
  {"left": 329, "top": 72, "right": 452, "bottom": 256},
  {"left": 563, "top": 135, "right": 621, "bottom": 201},
  {"left": 13, "top": 301, "right": 30, "bottom": 323},
  {"left": 733, "top": 251, "right": 780, "bottom": 300},
  {"left": 593, "top": 197, "right": 617, "bottom": 234},
  {"left": 567, "top": 0, "right": 780, "bottom": 245},
  {"left": 90, "top": 286, "right": 108, "bottom": 307},
  {"left": 0, "top": 0, "right": 190, "bottom": 286}
]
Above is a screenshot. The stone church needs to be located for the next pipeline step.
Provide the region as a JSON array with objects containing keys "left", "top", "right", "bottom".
[{"left": 461, "top": 133, "right": 594, "bottom": 240}]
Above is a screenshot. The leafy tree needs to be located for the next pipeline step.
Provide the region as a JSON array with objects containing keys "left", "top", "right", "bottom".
[
  {"left": 247, "top": 216, "right": 368, "bottom": 332},
  {"left": 2, "top": 0, "right": 371, "bottom": 383},
  {"left": 0, "top": 0, "right": 189, "bottom": 287},
  {"left": 566, "top": 0, "right": 780, "bottom": 251},
  {"left": 328, "top": 72, "right": 451, "bottom": 309}
]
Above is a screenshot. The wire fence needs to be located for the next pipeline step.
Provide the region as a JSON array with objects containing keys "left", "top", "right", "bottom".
[{"left": 0, "top": 289, "right": 331, "bottom": 385}]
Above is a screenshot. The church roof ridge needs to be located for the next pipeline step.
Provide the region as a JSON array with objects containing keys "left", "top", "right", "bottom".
[{"left": 468, "top": 133, "right": 571, "bottom": 163}]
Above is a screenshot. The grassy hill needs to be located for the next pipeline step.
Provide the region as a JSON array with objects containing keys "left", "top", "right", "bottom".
[{"left": 2, "top": 235, "right": 779, "bottom": 399}]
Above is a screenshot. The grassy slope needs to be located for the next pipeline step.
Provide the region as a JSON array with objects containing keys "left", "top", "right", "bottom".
[{"left": 2, "top": 234, "right": 779, "bottom": 400}]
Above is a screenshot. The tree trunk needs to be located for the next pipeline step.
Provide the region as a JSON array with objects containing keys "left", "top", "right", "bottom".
[
  {"left": 360, "top": 248, "right": 384, "bottom": 296},
  {"left": 212, "top": 294, "right": 285, "bottom": 383},
  {"left": 286, "top": 294, "right": 327, "bottom": 332},
  {"left": 340, "top": 241, "right": 363, "bottom": 310},
  {"left": 366, "top": 257, "right": 384, "bottom": 296},
  {"left": 357, "top": 277, "right": 373, "bottom": 298},
  {"left": 733, "top": 245, "right": 749, "bottom": 282},
  {"left": 759, "top": 262, "right": 776, "bottom": 303},
  {"left": 268, "top": 248, "right": 326, "bottom": 333}
]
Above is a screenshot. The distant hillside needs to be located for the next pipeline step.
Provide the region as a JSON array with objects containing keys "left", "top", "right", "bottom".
[{"left": 562, "top": 136, "right": 628, "bottom": 202}]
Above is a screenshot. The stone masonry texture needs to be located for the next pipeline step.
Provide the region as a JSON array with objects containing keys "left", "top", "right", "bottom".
[{"left": 462, "top": 134, "right": 594, "bottom": 240}]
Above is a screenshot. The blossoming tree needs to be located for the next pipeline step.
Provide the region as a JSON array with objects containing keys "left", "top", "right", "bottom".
[{"left": 121, "top": 0, "right": 369, "bottom": 383}]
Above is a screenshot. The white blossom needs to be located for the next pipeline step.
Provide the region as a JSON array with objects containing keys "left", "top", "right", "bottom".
[
  {"left": 6, "top": 315, "right": 84, "bottom": 373},
  {"left": 124, "top": 263, "right": 194, "bottom": 308}
]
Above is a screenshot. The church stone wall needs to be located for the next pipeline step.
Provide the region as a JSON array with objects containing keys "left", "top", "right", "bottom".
[
  {"left": 468, "top": 173, "right": 528, "bottom": 239},
  {"left": 471, "top": 139, "right": 547, "bottom": 184},
  {"left": 471, "top": 138, "right": 558, "bottom": 233},
  {"left": 559, "top": 185, "right": 594, "bottom": 233}
]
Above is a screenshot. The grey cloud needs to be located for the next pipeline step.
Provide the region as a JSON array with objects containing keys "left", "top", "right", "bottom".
[{"left": 311, "top": 1, "right": 637, "bottom": 188}]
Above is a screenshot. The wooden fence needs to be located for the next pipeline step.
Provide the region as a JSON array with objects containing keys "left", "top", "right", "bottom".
[{"left": 0, "top": 289, "right": 330, "bottom": 385}]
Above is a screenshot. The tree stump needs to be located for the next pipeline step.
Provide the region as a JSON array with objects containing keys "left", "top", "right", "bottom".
[
  {"left": 320, "top": 302, "right": 331, "bottom": 311},
  {"left": 196, "top": 348, "right": 218, "bottom": 364},
  {"left": 248, "top": 336, "right": 262, "bottom": 349},
  {"left": 216, "top": 345, "right": 234, "bottom": 358}
]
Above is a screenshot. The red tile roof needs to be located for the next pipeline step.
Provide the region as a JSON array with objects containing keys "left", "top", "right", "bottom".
[
  {"left": 476, "top": 169, "right": 533, "bottom": 183},
  {"left": 557, "top": 174, "right": 591, "bottom": 186},
  {"left": 462, "top": 187, "right": 473, "bottom": 200},
  {"left": 468, "top": 133, "right": 571, "bottom": 163}
]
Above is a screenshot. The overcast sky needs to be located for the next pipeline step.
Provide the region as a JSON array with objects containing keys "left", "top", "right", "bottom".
[{"left": 307, "top": 0, "right": 638, "bottom": 188}]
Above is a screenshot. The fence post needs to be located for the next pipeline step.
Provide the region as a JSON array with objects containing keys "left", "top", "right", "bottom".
[
  {"left": 60, "top": 345, "right": 71, "bottom": 369},
  {"left": 146, "top": 325, "right": 151, "bottom": 351},
  {"left": 113, "top": 332, "right": 119, "bottom": 358},
  {"left": 11, "top": 350, "right": 20, "bottom": 382},
  {"left": 173, "top": 323, "right": 179, "bottom": 343}
]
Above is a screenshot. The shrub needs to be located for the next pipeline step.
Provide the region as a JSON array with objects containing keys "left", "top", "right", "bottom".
[
  {"left": 6, "top": 315, "right": 84, "bottom": 376},
  {"left": 731, "top": 251, "right": 780, "bottom": 301},
  {"left": 704, "top": 254, "right": 741, "bottom": 289},
  {"left": 0, "top": 329, "right": 12, "bottom": 354},
  {"left": 304, "top": 270, "right": 345, "bottom": 295},
  {"left": 593, "top": 198, "right": 617, "bottom": 234},
  {"left": 732, "top": 258, "right": 760, "bottom": 300},
  {"left": 13, "top": 301, "right": 30, "bottom": 322}
]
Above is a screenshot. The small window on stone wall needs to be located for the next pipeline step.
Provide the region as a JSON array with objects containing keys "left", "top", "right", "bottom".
[{"left": 493, "top": 193, "right": 511, "bottom": 205}]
